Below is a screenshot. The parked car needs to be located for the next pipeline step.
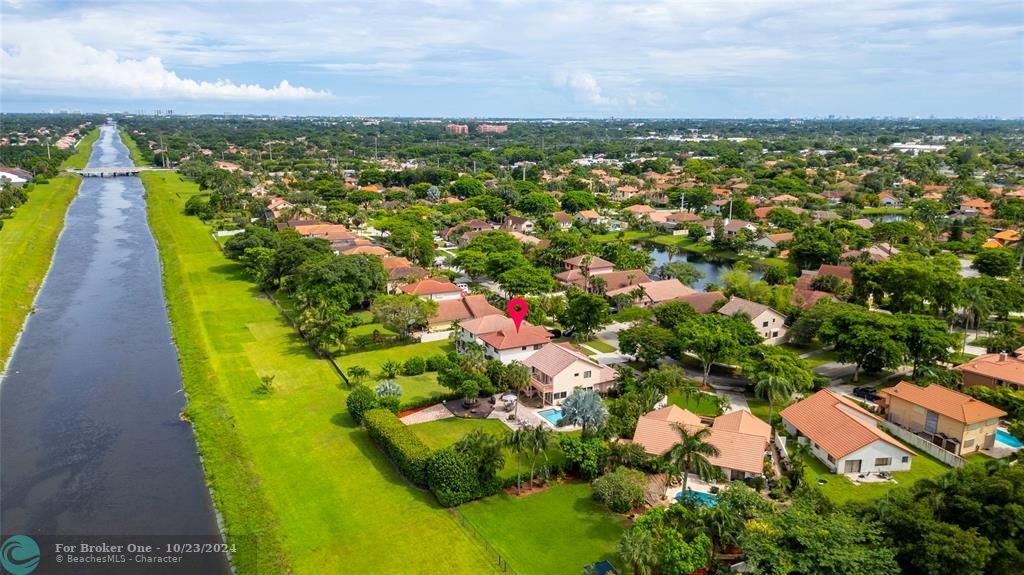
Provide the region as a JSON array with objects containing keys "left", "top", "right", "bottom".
[{"left": 852, "top": 386, "right": 880, "bottom": 401}]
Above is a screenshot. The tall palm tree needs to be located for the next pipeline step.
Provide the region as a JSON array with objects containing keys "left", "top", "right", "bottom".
[
  {"left": 457, "top": 429, "right": 505, "bottom": 482},
  {"left": 666, "top": 425, "right": 721, "bottom": 497},
  {"left": 618, "top": 528, "right": 658, "bottom": 575},
  {"left": 527, "top": 425, "right": 553, "bottom": 486},
  {"left": 504, "top": 429, "right": 529, "bottom": 494},
  {"left": 754, "top": 375, "right": 794, "bottom": 437},
  {"left": 678, "top": 383, "right": 702, "bottom": 411}
]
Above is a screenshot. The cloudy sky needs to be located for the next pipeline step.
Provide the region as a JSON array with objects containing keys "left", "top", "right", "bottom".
[{"left": 2, "top": 0, "right": 1022, "bottom": 118}]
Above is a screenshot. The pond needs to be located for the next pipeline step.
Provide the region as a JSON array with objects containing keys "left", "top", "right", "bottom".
[{"left": 643, "top": 243, "right": 762, "bottom": 292}]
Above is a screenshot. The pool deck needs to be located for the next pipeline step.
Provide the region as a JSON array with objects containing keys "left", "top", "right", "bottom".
[{"left": 490, "top": 401, "right": 581, "bottom": 432}]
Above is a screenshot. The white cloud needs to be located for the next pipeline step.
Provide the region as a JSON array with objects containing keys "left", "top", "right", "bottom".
[
  {"left": 0, "top": 28, "right": 332, "bottom": 101},
  {"left": 552, "top": 70, "right": 614, "bottom": 106}
]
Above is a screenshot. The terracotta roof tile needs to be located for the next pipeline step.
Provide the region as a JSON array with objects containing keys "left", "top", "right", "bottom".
[
  {"left": 878, "top": 381, "right": 1006, "bottom": 424},
  {"left": 780, "top": 390, "right": 913, "bottom": 460}
]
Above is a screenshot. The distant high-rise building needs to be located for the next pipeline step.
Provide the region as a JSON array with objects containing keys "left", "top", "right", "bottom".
[
  {"left": 476, "top": 124, "right": 508, "bottom": 134},
  {"left": 445, "top": 123, "right": 469, "bottom": 135}
]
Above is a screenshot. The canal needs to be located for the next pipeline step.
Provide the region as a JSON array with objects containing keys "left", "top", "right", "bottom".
[{"left": 1, "top": 125, "right": 229, "bottom": 572}]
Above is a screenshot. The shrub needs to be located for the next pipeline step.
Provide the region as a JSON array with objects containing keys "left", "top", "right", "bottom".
[
  {"left": 403, "top": 356, "right": 426, "bottom": 376},
  {"left": 425, "top": 354, "right": 449, "bottom": 372},
  {"left": 592, "top": 466, "right": 646, "bottom": 513},
  {"left": 378, "top": 395, "right": 401, "bottom": 414},
  {"left": 362, "top": 409, "right": 432, "bottom": 487},
  {"left": 380, "top": 359, "right": 402, "bottom": 379},
  {"left": 427, "top": 447, "right": 485, "bottom": 507},
  {"left": 559, "top": 434, "right": 608, "bottom": 480},
  {"left": 346, "top": 385, "right": 378, "bottom": 424},
  {"left": 375, "top": 380, "right": 402, "bottom": 397}
]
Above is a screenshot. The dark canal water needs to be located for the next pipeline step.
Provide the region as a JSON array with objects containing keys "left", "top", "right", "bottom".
[{"left": 1, "top": 125, "right": 229, "bottom": 572}]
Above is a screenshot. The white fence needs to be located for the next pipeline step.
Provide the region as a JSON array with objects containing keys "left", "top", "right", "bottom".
[
  {"left": 775, "top": 434, "right": 789, "bottom": 462},
  {"left": 880, "top": 424, "right": 965, "bottom": 468}
]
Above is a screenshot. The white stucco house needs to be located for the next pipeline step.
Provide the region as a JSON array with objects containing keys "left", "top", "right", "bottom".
[
  {"left": 781, "top": 390, "right": 914, "bottom": 475},
  {"left": 456, "top": 316, "right": 552, "bottom": 363}
]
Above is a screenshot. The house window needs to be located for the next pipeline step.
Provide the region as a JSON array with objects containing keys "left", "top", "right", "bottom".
[
  {"left": 827, "top": 455, "right": 835, "bottom": 463},
  {"left": 574, "top": 373, "right": 579, "bottom": 377},
  {"left": 874, "top": 458, "right": 891, "bottom": 466},
  {"left": 584, "top": 371, "right": 592, "bottom": 378},
  {"left": 533, "top": 344, "right": 543, "bottom": 350},
  {"left": 762, "top": 320, "right": 769, "bottom": 327},
  {"left": 901, "top": 456, "right": 909, "bottom": 463},
  {"left": 554, "top": 391, "right": 567, "bottom": 400},
  {"left": 522, "top": 346, "right": 527, "bottom": 351},
  {"left": 772, "top": 330, "right": 779, "bottom": 338},
  {"left": 963, "top": 438, "right": 975, "bottom": 448}
]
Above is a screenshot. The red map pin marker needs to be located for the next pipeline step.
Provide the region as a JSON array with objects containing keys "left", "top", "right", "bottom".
[{"left": 507, "top": 298, "right": 529, "bottom": 332}]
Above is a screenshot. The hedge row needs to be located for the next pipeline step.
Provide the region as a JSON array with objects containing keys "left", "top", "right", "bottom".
[
  {"left": 426, "top": 447, "right": 502, "bottom": 507},
  {"left": 362, "top": 409, "right": 432, "bottom": 487}
]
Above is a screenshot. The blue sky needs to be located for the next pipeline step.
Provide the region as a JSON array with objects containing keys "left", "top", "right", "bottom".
[{"left": 2, "top": 0, "right": 1022, "bottom": 118}]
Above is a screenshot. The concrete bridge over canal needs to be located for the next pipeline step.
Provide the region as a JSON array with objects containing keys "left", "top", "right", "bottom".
[{"left": 66, "top": 167, "right": 178, "bottom": 178}]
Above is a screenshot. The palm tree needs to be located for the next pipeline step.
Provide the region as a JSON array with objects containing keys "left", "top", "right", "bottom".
[
  {"left": 457, "top": 429, "right": 505, "bottom": 482},
  {"left": 504, "top": 429, "right": 529, "bottom": 494},
  {"left": 699, "top": 505, "right": 744, "bottom": 554},
  {"left": 665, "top": 244, "right": 681, "bottom": 264},
  {"left": 347, "top": 366, "right": 369, "bottom": 386},
  {"left": 754, "top": 375, "right": 794, "bottom": 437},
  {"left": 559, "top": 389, "right": 609, "bottom": 435},
  {"left": 618, "top": 528, "right": 658, "bottom": 575},
  {"left": 666, "top": 425, "right": 721, "bottom": 497},
  {"left": 589, "top": 275, "right": 607, "bottom": 295},
  {"left": 527, "top": 425, "right": 553, "bottom": 487}
]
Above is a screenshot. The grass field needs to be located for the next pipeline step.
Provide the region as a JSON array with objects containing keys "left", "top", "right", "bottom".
[
  {"left": 460, "top": 482, "right": 626, "bottom": 575},
  {"left": 143, "top": 170, "right": 498, "bottom": 575},
  {"left": 802, "top": 443, "right": 949, "bottom": 505},
  {"left": 332, "top": 340, "right": 453, "bottom": 406},
  {"left": 407, "top": 417, "right": 570, "bottom": 482},
  {"left": 668, "top": 390, "right": 724, "bottom": 417},
  {"left": 119, "top": 126, "right": 148, "bottom": 165},
  {"left": 0, "top": 128, "right": 98, "bottom": 366}
]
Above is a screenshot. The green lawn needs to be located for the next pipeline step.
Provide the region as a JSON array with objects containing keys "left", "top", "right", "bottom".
[
  {"left": 333, "top": 340, "right": 453, "bottom": 406},
  {"left": 1, "top": 128, "right": 98, "bottom": 366},
  {"left": 407, "top": 417, "right": 569, "bottom": 482},
  {"left": 143, "top": 170, "right": 498, "bottom": 575},
  {"left": 460, "top": 482, "right": 627, "bottom": 575},
  {"left": 581, "top": 339, "right": 616, "bottom": 353},
  {"left": 591, "top": 230, "right": 654, "bottom": 243},
  {"left": 745, "top": 396, "right": 775, "bottom": 423},
  {"left": 668, "top": 390, "right": 724, "bottom": 417},
  {"left": 119, "top": 126, "right": 148, "bottom": 165},
  {"left": 801, "top": 443, "right": 950, "bottom": 505},
  {"left": 61, "top": 127, "right": 100, "bottom": 169}
]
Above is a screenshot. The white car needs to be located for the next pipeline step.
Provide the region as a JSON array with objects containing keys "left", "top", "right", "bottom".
[{"left": 456, "top": 283, "right": 470, "bottom": 292}]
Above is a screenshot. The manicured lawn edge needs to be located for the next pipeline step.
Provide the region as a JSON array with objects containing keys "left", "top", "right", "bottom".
[
  {"left": 143, "top": 171, "right": 290, "bottom": 574},
  {"left": 119, "top": 127, "right": 148, "bottom": 166},
  {"left": 1, "top": 127, "right": 98, "bottom": 367}
]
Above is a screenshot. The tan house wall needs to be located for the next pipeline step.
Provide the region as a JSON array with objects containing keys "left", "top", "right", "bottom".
[
  {"left": 961, "top": 371, "right": 998, "bottom": 389},
  {"left": 886, "top": 397, "right": 1000, "bottom": 454}
]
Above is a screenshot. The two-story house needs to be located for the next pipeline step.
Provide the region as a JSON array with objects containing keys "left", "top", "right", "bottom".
[
  {"left": 501, "top": 215, "right": 536, "bottom": 235},
  {"left": 522, "top": 343, "right": 618, "bottom": 405},
  {"left": 716, "top": 297, "right": 787, "bottom": 344},
  {"left": 457, "top": 316, "right": 552, "bottom": 363},
  {"left": 878, "top": 382, "right": 1006, "bottom": 455}
]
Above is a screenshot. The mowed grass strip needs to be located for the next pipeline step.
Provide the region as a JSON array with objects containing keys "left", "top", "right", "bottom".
[
  {"left": 459, "top": 482, "right": 626, "bottom": 575},
  {"left": 143, "top": 171, "right": 499, "bottom": 575},
  {"left": 0, "top": 128, "right": 98, "bottom": 365}
]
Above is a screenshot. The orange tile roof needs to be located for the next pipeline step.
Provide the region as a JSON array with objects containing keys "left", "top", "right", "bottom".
[
  {"left": 671, "top": 291, "right": 726, "bottom": 314},
  {"left": 632, "top": 407, "right": 769, "bottom": 473},
  {"left": 606, "top": 279, "right": 694, "bottom": 302},
  {"left": 339, "top": 245, "right": 391, "bottom": 256},
  {"left": 624, "top": 204, "right": 656, "bottom": 213},
  {"left": 399, "top": 278, "right": 461, "bottom": 296},
  {"left": 460, "top": 316, "right": 552, "bottom": 350},
  {"left": 780, "top": 390, "right": 913, "bottom": 460},
  {"left": 632, "top": 406, "right": 703, "bottom": 455},
  {"left": 955, "top": 353, "right": 1024, "bottom": 387},
  {"left": 430, "top": 294, "right": 502, "bottom": 324},
  {"left": 522, "top": 343, "right": 617, "bottom": 382},
  {"left": 878, "top": 381, "right": 1006, "bottom": 424},
  {"left": 713, "top": 410, "right": 771, "bottom": 441}
]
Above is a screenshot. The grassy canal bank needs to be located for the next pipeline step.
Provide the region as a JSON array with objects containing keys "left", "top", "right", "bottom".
[
  {"left": 0, "top": 128, "right": 99, "bottom": 366},
  {"left": 142, "top": 170, "right": 499, "bottom": 575}
]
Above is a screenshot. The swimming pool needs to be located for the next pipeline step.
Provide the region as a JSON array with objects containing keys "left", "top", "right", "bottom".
[
  {"left": 538, "top": 408, "right": 563, "bottom": 426},
  {"left": 675, "top": 489, "right": 718, "bottom": 507},
  {"left": 996, "top": 429, "right": 1023, "bottom": 449}
]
